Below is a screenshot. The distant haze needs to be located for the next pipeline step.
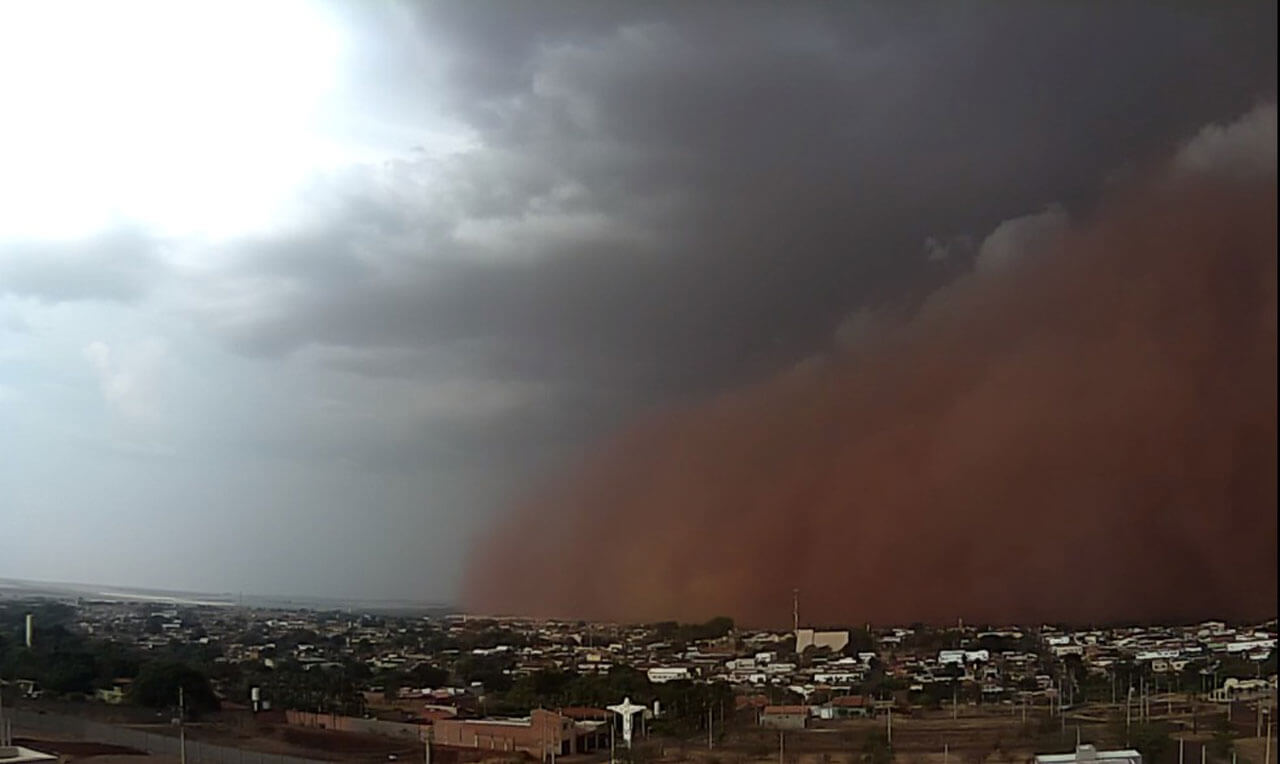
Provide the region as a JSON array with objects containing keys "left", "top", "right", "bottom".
[{"left": 465, "top": 108, "right": 1278, "bottom": 627}]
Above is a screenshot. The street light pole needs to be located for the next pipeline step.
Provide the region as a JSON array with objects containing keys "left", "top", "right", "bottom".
[
  {"left": 708, "top": 705, "right": 713, "bottom": 750},
  {"left": 1127, "top": 686, "right": 1134, "bottom": 745}
]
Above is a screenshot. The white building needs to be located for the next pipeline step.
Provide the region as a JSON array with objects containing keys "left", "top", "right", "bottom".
[
  {"left": 1209, "top": 677, "right": 1276, "bottom": 703},
  {"left": 646, "top": 667, "right": 692, "bottom": 683},
  {"left": 796, "top": 629, "right": 850, "bottom": 653}
]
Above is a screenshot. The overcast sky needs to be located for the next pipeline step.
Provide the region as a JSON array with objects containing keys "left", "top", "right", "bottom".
[{"left": 0, "top": 1, "right": 1275, "bottom": 603}]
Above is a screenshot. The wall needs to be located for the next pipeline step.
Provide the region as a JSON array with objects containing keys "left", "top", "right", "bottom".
[
  {"left": 284, "top": 709, "right": 426, "bottom": 740},
  {"left": 795, "top": 629, "right": 850, "bottom": 653},
  {"left": 760, "top": 713, "right": 807, "bottom": 730}
]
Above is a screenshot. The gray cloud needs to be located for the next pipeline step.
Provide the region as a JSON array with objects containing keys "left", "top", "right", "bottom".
[
  {"left": 0, "top": 227, "right": 161, "bottom": 302},
  {"left": 198, "top": 1, "right": 1276, "bottom": 405}
]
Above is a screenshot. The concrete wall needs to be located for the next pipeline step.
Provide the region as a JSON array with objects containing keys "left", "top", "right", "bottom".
[
  {"left": 285, "top": 709, "right": 426, "bottom": 740},
  {"left": 760, "top": 713, "right": 808, "bottom": 730},
  {"left": 795, "top": 629, "right": 850, "bottom": 653}
]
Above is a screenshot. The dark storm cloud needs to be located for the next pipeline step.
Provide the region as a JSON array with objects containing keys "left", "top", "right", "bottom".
[{"left": 212, "top": 3, "right": 1275, "bottom": 417}]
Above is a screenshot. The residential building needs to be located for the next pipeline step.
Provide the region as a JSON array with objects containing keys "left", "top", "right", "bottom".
[{"left": 759, "top": 705, "right": 809, "bottom": 730}]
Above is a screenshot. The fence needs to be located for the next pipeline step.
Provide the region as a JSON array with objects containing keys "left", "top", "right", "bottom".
[{"left": 8, "top": 708, "right": 331, "bottom": 764}]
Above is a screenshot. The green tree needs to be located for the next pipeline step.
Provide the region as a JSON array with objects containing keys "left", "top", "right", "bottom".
[
  {"left": 404, "top": 662, "right": 449, "bottom": 689},
  {"left": 40, "top": 650, "right": 97, "bottom": 695},
  {"left": 130, "top": 661, "right": 220, "bottom": 714},
  {"left": 454, "top": 654, "right": 514, "bottom": 692}
]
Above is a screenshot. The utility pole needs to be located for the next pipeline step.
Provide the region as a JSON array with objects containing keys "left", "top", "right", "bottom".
[
  {"left": 953, "top": 682, "right": 958, "bottom": 720},
  {"left": 609, "top": 717, "right": 616, "bottom": 764},
  {"left": 424, "top": 726, "right": 432, "bottom": 764},
  {"left": 887, "top": 701, "right": 893, "bottom": 744},
  {"left": 1264, "top": 720, "right": 1271, "bottom": 764},
  {"left": 1180, "top": 737, "right": 1184, "bottom": 764},
  {"left": 945, "top": 744, "right": 949, "bottom": 764},
  {"left": 779, "top": 730, "right": 785, "bottom": 764},
  {"left": 708, "top": 705, "right": 714, "bottom": 750},
  {"left": 178, "top": 686, "right": 187, "bottom": 764}
]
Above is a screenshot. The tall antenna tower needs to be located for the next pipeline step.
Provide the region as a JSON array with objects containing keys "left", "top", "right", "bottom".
[{"left": 792, "top": 589, "right": 799, "bottom": 634}]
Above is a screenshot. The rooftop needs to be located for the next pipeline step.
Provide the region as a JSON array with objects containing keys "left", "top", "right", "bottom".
[
  {"left": 1035, "top": 746, "right": 1142, "bottom": 764},
  {"left": 762, "top": 705, "right": 809, "bottom": 715}
]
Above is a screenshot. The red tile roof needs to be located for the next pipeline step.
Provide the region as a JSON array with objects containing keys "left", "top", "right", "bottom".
[
  {"left": 762, "top": 705, "right": 809, "bottom": 715},
  {"left": 736, "top": 694, "right": 769, "bottom": 709}
]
